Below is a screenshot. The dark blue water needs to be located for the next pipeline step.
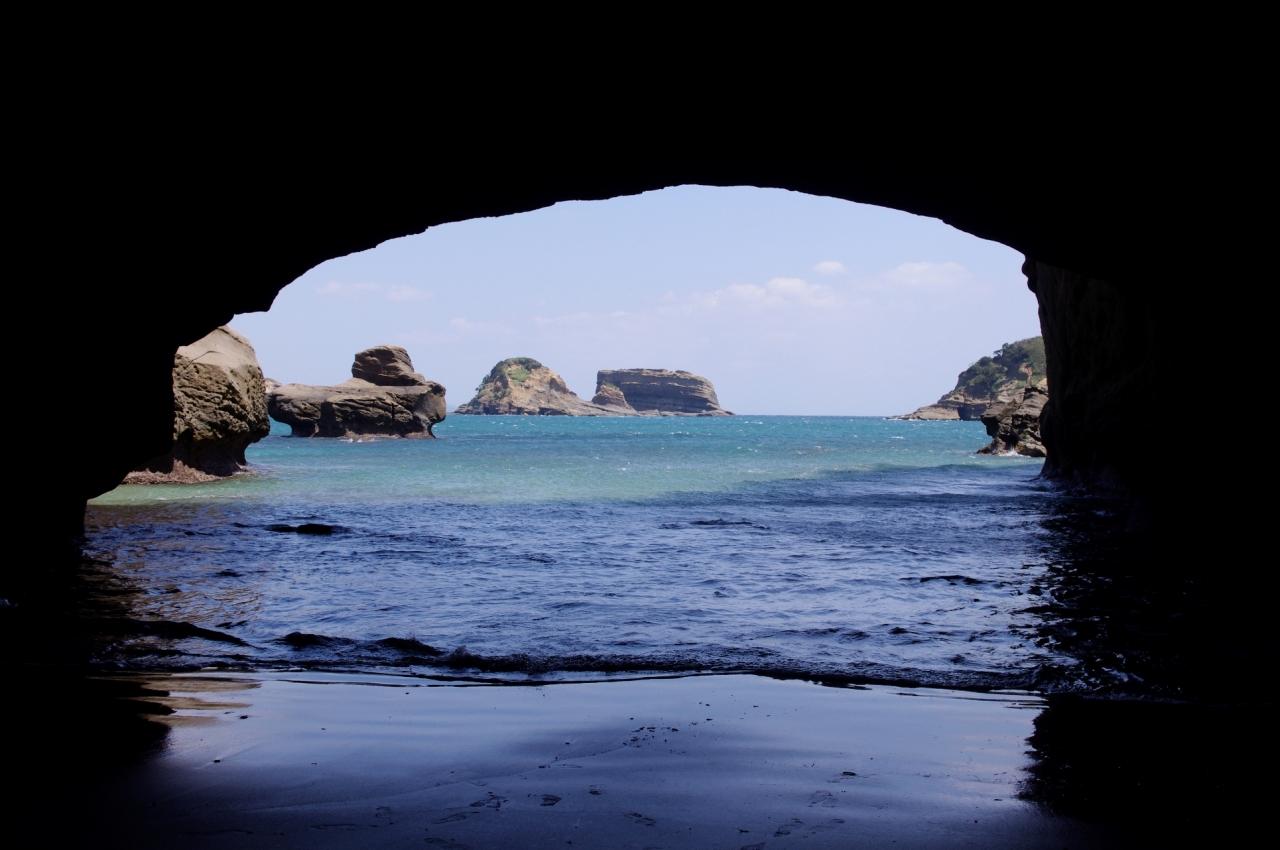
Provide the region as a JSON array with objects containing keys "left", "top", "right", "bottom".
[{"left": 85, "top": 416, "right": 1066, "bottom": 689}]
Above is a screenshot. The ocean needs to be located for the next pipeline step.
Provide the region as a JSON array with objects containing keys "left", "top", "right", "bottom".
[{"left": 86, "top": 416, "right": 1069, "bottom": 690}]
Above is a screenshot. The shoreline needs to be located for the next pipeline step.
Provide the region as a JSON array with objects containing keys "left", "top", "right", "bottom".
[
  {"left": 7, "top": 666, "right": 1272, "bottom": 847},
  {"left": 68, "top": 671, "right": 1112, "bottom": 849}
]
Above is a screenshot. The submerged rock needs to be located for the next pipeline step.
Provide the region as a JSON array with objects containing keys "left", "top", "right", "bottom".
[
  {"left": 268, "top": 346, "right": 446, "bottom": 437},
  {"left": 595, "top": 369, "right": 733, "bottom": 416},
  {"left": 455, "top": 358, "right": 626, "bottom": 416},
  {"left": 124, "top": 327, "right": 270, "bottom": 484},
  {"left": 977, "top": 385, "right": 1048, "bottom": 457}
]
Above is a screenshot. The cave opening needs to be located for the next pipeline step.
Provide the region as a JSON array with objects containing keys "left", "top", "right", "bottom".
[{"left": 9, "top": 161, "right": 1271, "bottom": 846}]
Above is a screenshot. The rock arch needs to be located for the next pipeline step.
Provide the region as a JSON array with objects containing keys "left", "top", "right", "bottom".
[{"left": 33, "top": 122, "right": 1243, "bottom": 537}]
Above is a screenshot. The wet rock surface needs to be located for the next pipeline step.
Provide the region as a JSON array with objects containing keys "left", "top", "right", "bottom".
[
  {"left": 124, "top": 327, "right": 270, "bottom": 483},
  {"left": 268, "top": 346, "right": 445, "bottom": 437}
]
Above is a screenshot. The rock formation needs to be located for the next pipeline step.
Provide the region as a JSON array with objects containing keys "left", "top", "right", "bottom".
[
  {"left": 590, "top": 381, "right": 633, "bottom": 411},
  {"left": 900, "top": 337, "right": 1047, "bottom": 421},
  {"left": 595, "top": 369, "right": 733, "bottom": 416},
  {"left": 455, "top": 358, "right": 626, "bottom": 416},
  {"left": 977, "top": 385, "right": 1048, "bottom": 457},
  {"left": 124, "top": 327, "right": 271, "bottom": 484},
  {"left": 268, "top": 346, "right": 446, "bottom": 437}
]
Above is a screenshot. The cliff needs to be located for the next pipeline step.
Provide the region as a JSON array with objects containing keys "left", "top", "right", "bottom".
[
  {"left": 900, "top": 337, "right": 1047, "bottom": 421},
  {"left": 594, "top": 369, "right": 733, "bottom": 416},
  {"left": 268, "top": 346, "right": 446, "bottom": 437},
  {"left": 124, "top": 327, "right": 270, "bottom": 484},
  {"left": 455, "top": 358, "right": 627, "bottom": 416}
]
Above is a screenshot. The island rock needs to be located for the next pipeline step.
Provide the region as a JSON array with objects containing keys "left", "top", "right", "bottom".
[
  {"left": 900, "top": 337, "right": 1047, "bottom": 421},
  {"left": 268, "top": 346, "right": 446, "bottom": 437},
  {"left": 977, "top": 385, "right": 1048, "bottom": 457},
  {"left": 594, "top": 369, "right": 733, "bottom": 416},
  {"left": 124, "top": 326, "right": 271, "bottom": 483},
  {"left": 455, "top": 358, "right": 625, "bottom": 416}
]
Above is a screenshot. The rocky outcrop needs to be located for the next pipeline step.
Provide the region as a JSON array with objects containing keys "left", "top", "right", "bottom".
[
  {"left": 594, "top": 369, "right": 733, "bottom": 416},
  {"left": 977, "top": 385, "right": 1048, "bottom": 457},
  {"left": 900, "top": 337, "right": 1047, "bottom": 421},
  {"left": 455, "top": 358, "right": 626, "bottom": 416},
  {"left": 590, "top": 381, "right": 633, "bottom": 410},
  {"left": 352, "top": 345, "right": 429, "bottom": 386},
  {"left": 268, "top": 346, "right": 446, "bottom": 437},
  {"left": 124, "top": 327, "right": 270, "bottom": 484}
]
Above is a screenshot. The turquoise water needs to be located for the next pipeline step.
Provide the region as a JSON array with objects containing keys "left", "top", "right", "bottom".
[
  {"left": 86, "top": 417, "right": 1060, "bottom": 689},
  {"left": 95, "top": 416, "right": 1034, "bottom": 507}
]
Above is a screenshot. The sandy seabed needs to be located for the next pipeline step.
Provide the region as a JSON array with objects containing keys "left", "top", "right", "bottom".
[{"left": 74, "top": 672, "right": 1118, "bottom": 849}]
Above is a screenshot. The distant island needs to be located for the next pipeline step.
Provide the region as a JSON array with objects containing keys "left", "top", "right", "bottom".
[
  {"left": 455, "top": 358, "right": 733, "bottom": 416},
  {"left": 899, "top": 336, "right": 1047, "bottom": 457}
]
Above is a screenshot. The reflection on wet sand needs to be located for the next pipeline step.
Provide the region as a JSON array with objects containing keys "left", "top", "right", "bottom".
[{"left": 3, "top": 493, "right": 1276, "bottom": 846}]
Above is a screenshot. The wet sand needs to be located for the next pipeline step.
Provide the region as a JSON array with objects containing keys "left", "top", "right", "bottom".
[{"left": 76, "top": 672, "right": 1116, "bottom": 849}]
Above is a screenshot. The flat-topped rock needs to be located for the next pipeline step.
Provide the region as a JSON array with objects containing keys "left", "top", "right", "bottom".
[
  {"left": 595, "top": 369, "right": 733, "bottom": 416},
  {"left": 455, "top": 358, "right": 626, "bottom": 416},
  {"left": 268, "top": 346, "right": 446, "bottom": 437},
  {"left": 124, "top": 326, "right": 271, "bottom": 483}
]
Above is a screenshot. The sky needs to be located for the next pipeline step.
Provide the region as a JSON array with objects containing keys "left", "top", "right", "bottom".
[{"left": 231, "top": 186, "right": 1039, "bottom": 416}]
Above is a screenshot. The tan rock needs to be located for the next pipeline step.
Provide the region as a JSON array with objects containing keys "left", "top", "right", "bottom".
[
  {"left": 124, "top": 326, "right": 270, "bottom": 483},
  {"left": 591, "top": 382, "right": 634, "bottom": 410},
  {"left": 268, "top": 346, "right": 446, "bottom": 437},
  {"left": 977, "top": 385, "right": 1048, "bottom": 457}
]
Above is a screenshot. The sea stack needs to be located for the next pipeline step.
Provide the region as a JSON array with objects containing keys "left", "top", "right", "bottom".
[
  {"left": 268, "top": 345, "right": 446, "bottom": 437},
  {"left": 593, "top": 369, "right": 733, "bottom": 416},
  {"left": 455, "top": 358, "right": 626, "bottom": 416},
  {"left": 124, "top": 326, "right": 271, "bottom": 483},
  {"left": 977, "top": 385, "right": 1048, "bottom": 457}
]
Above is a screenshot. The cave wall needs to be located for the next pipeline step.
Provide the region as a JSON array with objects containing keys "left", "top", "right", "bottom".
[
  {"left": 30, "top": 119, "right": 1241, "bottom": 538},
  {"left": 1029, "top": 261, "right": 1166, "bottom": 495}
]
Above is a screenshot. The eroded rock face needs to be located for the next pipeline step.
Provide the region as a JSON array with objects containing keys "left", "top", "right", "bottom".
[
  {"left": 595, "top": 369, "right": 733, "bottom": 416},
  {"left": 1027, "top": 261, "right": 1164, "bottom": 493},
  {"left": 124, "top": 327, "right": 270, "bottom": 483},
  {"left": 268, "top": 346, "right": 446, "bottom": 437},
  {"left": 590, "top": 382, "right": 633, "bottom": 410},
  {"left": 352, "top": 345, "right": 428, "bottom": 386},
  {"left": 977, "top": 385, "right": 1048, "bottom": 457},
  {"left": 455, "top": 358, "right": 625, "bottom": 416}
]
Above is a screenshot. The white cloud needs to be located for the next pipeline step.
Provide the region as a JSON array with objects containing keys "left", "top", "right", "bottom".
[
  {"left": 813, "top": 260, "right": 846, "bottom": 275},
  {"left": 318, "top": 281, "right": 432, "bottom": 302},
  {"left": 880, "top": 261, "right": 971, "bottom": 289},
  {"left": 710, "top": 277, "right": 838, "bottom": 308}
]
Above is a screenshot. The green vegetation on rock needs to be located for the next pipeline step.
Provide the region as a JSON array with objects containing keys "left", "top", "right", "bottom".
[
  {"left": 955, "top": 337, "right": 1045, "bottom": 396},
  {"left": 477, "top": 357, "right": 543, "bottom": 391}
]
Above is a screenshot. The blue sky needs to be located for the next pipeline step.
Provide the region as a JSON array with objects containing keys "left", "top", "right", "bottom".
[{"left": 232, "top": 186, "right": 1038, "bottom": 415}]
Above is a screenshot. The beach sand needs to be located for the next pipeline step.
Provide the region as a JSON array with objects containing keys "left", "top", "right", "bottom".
[{"left": 71, "top": 672, "right": 1118, "bottom": 849}]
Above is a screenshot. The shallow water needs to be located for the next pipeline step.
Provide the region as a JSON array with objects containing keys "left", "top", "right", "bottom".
[{"left": 86, "top": 416, "right": 1064, "bottom": 689}]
